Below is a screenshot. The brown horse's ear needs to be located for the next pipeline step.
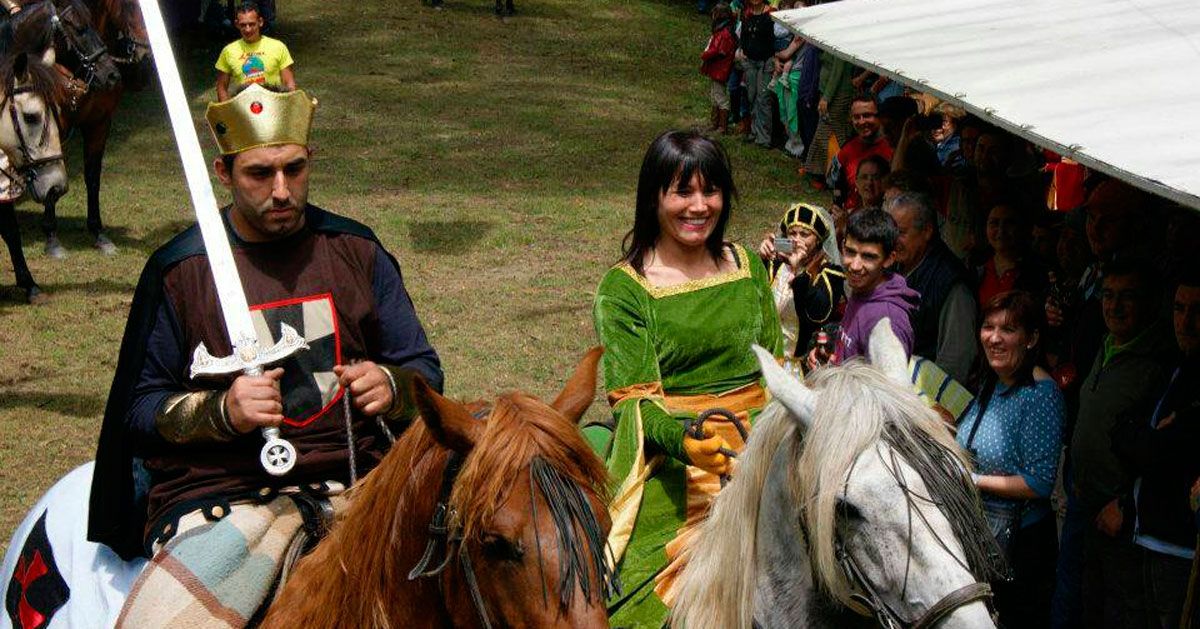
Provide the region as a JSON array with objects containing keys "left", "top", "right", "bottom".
[
  {"left": 413, "top": 376, "right": 482, "bottom": 452},
  {"left": 550, "top": 346, "right": 603, "bottom": 425}
]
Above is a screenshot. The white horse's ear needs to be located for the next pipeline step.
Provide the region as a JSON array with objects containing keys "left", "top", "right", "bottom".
[
  {"left": 40, "top": 47, "right": 56, "bottom": 68},
  {"left": 752, "top": 345, "right": 815, "bottom": 428},
  {"left": 868, "top": 318, "right": 909, "bottom": 386}
]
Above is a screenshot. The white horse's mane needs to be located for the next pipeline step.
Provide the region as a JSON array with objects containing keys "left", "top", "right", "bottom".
[
  {"left": 797, "top": 361, "right": 964, "bottom": 605},
  {"left": 671, "top": 400, "right": 795, "bottom": 629},
  {"left": 672, "top": 359, "right": 965, "bottom": 629}
]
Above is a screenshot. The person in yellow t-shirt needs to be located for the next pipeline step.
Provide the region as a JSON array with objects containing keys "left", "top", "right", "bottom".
[{"left": 215, "top": 2, "right": 295, "bottom": 101}]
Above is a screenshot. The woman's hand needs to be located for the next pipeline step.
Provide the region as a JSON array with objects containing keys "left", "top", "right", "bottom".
[
  {"left": 683, "top": 428, "right": 733, "bottom": 476},
  {"left": 818, "top": 98, "right": 828, "bottom": 117},
  {"left": 784, "top": 243, "right": 809, "bottom": 273}
]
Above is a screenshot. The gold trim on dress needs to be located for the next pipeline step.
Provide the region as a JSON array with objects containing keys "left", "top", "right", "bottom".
[
  {"left": 615, "top": 246, "right": 751, "bottom": 299},
  {"left": 607, "top": 381, "right": 665, "bottom": 407}
]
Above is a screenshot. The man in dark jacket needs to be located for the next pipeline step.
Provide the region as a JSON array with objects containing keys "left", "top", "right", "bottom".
[
  {"left": 884, "top": 191, "right": 976, "bottom": 383},
  {"left": 1113, "top": 273, "right": 1200, "bottom": 628},
  {"left": 1067, "top": 259, "right": 1176, "bottom": 629}
]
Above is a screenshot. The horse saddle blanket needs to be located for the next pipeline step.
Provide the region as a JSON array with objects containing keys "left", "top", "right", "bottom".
[
  {"left": 0, "top": 152, "right": 23, "bottom": 203},
  {"left": 115, "top": 495, "right": 309, "bottom": 628}
]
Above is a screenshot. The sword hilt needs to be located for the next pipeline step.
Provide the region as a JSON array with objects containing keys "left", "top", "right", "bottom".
[{"left": 189, "top": 323, "right": 308, "bottom": 476}]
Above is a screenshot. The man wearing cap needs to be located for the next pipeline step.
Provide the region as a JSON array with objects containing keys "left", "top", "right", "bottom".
[{"left": 89, "top": 84, "right": 442, "bottom": 625}]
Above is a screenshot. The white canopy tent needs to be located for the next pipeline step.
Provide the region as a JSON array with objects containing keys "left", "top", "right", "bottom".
[{"left": 774, "top": 0, "right": 1200, "bottom": 211}]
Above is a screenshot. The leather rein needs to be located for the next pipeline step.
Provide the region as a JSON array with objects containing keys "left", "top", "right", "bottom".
[{"left": 406, "top": 406, "right": 494, "bottom": 629}]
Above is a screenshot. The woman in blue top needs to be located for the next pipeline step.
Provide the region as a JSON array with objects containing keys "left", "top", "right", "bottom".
[{"left": 957, "top": 290, "right": 1064, "bottom": 628}]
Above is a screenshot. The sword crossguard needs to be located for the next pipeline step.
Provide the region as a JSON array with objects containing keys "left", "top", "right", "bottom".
[
  {"left": 189, "top": 322, "right": 309, "bottom": 379},
  {"left": 188, "top": 322, "right": 309, "bottom": 475}
]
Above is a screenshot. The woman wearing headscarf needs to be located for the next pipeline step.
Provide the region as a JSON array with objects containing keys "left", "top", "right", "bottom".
[{"left": 757, "top": 202, "right": 845, "bottom": 356}]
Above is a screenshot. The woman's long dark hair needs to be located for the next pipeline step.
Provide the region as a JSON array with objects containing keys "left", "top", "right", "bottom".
[{"left": 621, "top": 130, "right": 736, "bottom": 275}]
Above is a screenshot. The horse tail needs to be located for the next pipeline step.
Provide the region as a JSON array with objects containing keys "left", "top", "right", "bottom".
[{"left": 671, "top": 402, "right": 796, "bottom": 629}]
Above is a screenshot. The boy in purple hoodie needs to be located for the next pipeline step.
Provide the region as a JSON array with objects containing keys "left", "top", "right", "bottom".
[{"left": 829, "top": 209, "right": 919, "bottom": 363}]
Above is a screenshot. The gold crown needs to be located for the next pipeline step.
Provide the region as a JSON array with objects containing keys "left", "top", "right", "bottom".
[{"left": 204, "top": 84, "right": 317, "bottom": 155}]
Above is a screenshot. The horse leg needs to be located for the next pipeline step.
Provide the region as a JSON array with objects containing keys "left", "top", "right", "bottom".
[
  {"left": 505, "top": 0, "right": 514, "bottom": 15},
  {"left": 41, "top": 191, "right": 67, "bottom": 259},
  {"left": 83, "top": 116, "right": 118, "bottom": 255},
  {"left": 494, "top": 0, "right": 502, "bottom": 16},
  {"left": 0, "top": 201, "right": 43, "bottom": 303}
]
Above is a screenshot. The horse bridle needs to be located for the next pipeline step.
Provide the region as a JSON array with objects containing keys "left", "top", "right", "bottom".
[
  {"left": 47, "top": 1, "right": 112, "bottom": 91},
  {"left": 830, "top": 447, "right": 996, "bottom": 629},
  {"left": 406, "top": 408, "right": 496, "bottom": 629},
  {"left": 1, "top": 86, "right": 63, "bottom": 188}
]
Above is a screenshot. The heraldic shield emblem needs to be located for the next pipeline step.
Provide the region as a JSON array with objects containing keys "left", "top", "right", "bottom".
[
  {"left": 5, "top": 512, "right": 69, "bottom": 629},
  {"left": 251, "top": 293, "right": 343, "bottom": 428}
]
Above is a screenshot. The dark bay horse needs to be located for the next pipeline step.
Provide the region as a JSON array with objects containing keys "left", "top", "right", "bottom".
[
  {"left": 261, "top": 348, "right": 615, "bottom": 627},
  {"left": 38, "top": 0, "right": 148, "bottom": 258},
  {"left": 0, "top": 49, "right": 68, "bottom": 302}
]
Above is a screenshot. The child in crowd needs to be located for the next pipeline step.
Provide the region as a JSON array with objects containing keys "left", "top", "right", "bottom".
[{"left": 700, "top": 4, "right": 738, "bottom": 133}]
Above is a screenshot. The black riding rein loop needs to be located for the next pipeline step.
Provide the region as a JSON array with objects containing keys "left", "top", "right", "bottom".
[{"left": 683, "top": 407, "right": 748, "bottom": 486}]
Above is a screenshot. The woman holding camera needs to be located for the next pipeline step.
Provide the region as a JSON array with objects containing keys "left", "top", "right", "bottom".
[
  {"left": 590, "top": 130, "right": 783, "bottom": 627},
  {"left": 757, "top": 202, "right": 845, "bottom": 357},
  {"left": 956, "top": 290, "right": 1064, "bottom": 628}
]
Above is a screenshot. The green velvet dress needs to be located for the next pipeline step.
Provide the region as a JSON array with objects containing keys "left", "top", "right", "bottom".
[{"left": 590, "top": 244, "right": 783, "bottom": 628}]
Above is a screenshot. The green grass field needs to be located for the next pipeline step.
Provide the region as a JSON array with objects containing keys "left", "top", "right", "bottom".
[{"left": 0, "top": 0, "right": 822, "bottom": 549}]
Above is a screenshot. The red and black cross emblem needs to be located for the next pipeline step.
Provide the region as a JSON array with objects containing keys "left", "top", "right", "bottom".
[{"left": 5, "top": 512, "right": 69, "bottom": 629}]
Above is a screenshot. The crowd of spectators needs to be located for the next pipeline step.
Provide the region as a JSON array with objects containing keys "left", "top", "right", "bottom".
[{"left": 709, "top": 2, "right": 1200, "bottom": 627}]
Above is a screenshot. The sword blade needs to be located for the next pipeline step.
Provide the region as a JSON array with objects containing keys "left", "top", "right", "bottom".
[{"left": 139, "top": 0, "right": 259, "bottom": 357}]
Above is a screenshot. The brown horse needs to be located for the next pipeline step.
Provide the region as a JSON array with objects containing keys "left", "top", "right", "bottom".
[
  {"left": 260, "top": 348, "right": 616, "bottom": 628},
  {"left": 41, "top": 0, "right": 148, "bottom": 258}
]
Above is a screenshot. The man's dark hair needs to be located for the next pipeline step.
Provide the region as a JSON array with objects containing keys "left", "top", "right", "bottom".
[
  {"left": 856, "top": 154, "right": 891, "bottom": 178},
  {"left": 846, "top": 208, "right": 898, "bottom": 255},
  {"left": 1177, "top": 268, "right": 1200, "bottom": 291},
  {"left": 1101, "top": 257, "right": 1160, "bottom": 304},
  {"left": 849, "top": 93, "right": 879, "bottom": 111},
  {"left": 235, "top": 2, "right": 260, "bottom": 18}
]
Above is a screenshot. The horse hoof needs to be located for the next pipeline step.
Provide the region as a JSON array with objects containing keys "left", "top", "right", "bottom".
[
  {"left": 95, "top": 234, "right": 118, "bottom": 255},
  {"left": 45, "top": 237, "right": 67, "bottom": 260},
  {"left": 26, "top": 286, "right": 47, "bottom": 305}
]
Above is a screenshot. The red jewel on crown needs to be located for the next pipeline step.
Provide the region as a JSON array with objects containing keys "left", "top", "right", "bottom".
[{"left": 250, "top": 101, "right": 264, "bottom": 114}]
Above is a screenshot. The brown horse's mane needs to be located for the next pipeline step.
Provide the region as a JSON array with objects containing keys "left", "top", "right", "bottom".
[
  {"left": 84, "top": 0, "right": 131, "bottom": 41},
  {"left": 450, "top": 392, "right": 609, "bottom": 542},
  {"left": 262, "top": 392, "right": 611, "bottom": 627}
]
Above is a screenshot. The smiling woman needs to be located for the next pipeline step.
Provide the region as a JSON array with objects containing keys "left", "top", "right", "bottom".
[
  {"left": 956, "top": 290, "right": 1064, "bottom": 627},
  {"left": 588, "top": 129, "right": 783, "bottom": 627}
]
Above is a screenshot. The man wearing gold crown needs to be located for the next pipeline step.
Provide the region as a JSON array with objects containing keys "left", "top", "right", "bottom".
[{"left": 86, "top": 84, "right": 443, "bottom": 625}]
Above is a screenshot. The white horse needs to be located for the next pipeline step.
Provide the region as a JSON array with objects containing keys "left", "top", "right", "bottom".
[
  {"left": 1, "top": 462, "right": 143, "bottom": 629},
  {"left": 674, "top": 320, "right": 1007, "bottom": 629},
  {"left": 0, "top": 48, "right": 69, "bottom": 303}
]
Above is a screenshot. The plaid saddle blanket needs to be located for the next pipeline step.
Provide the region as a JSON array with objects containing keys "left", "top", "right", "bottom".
[{"left": 115, "top": 495, "right": 305, "bottom": 628}]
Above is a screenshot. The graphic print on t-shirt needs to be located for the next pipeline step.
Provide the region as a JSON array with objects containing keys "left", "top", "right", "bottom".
[
  {"left": 241, "top": 53, "right": 267, "bottom": 84},
  {"left": 251, "top": 293, "right": 342, "bottom": 427}
]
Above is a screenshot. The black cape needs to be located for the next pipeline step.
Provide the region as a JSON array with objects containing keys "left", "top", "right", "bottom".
[{"left": 88, "top": 205, "right": 390, "bottom": 560}]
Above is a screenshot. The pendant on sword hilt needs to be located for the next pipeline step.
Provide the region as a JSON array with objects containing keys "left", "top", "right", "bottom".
[{"left": 260, "top": 426, "right": 297, "bottom": 476}]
